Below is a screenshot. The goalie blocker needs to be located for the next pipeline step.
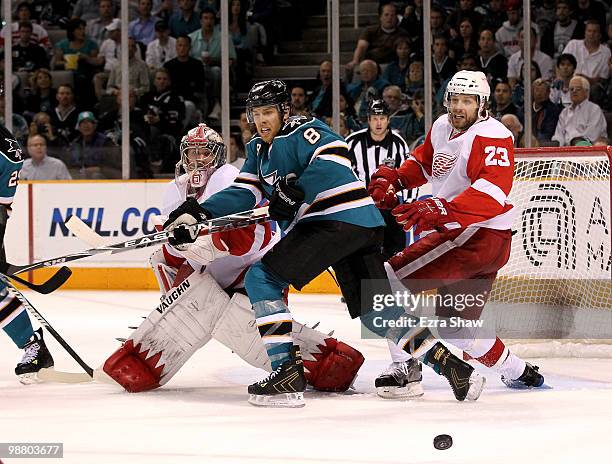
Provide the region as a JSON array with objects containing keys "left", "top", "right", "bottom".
[{"left": 103, "top": 268, "right": 364, "bottom": 393}]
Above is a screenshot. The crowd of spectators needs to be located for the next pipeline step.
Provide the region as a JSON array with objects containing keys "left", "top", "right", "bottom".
[
  {"left": 1, "top": 0, "right": 300, "bottom": 179},
  {"left": 298, "top": 0, "right": 611, "bottom": 150},
  {"left": 2, "top": 0, "right": 612, "bottom": 181}
]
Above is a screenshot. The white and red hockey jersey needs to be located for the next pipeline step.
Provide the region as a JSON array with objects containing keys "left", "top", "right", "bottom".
[
  {"left": 159, "top": 164, "right": 279, "bottom": 289},
  {"left": 396, "top": 114, "right": 516, "bottom": 230}
]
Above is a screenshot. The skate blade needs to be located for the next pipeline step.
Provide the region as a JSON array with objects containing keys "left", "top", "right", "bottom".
[
  {"left": 248, "top": 392, "right": 305, "bottom": 408},
  {"left": 376, "top": 382, "right": 424, "bottom": 399},
  {"left": 466, "top": 373, "right": 486, "bottom": 401},
  {"left": 18, "top": 372, "right": 42, "bottom": 385}
]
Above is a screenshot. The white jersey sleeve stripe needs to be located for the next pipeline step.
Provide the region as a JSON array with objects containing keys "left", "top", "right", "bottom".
[{"left": 471, "top": 178, "right": 507, "bottom": 206}]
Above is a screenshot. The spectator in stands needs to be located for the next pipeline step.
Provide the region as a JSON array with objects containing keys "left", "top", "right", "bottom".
[
  {"left": 435, "top": 52, "right": 481, "bottom": 108},
  {"left": 189, "top": 6, "right": 236, "bottom": 120},
  {"left": 85, "top": 0, "right": 116, "bottom": 46},
  {"left": 50, "top": 84, "right": 80, "bottom": 145},
  {"left": 550, "top": 53, "right": 577, "bottom": 107},
  {"left": 346, "top": 3, "right": 409, "bottom": 75},
  {"left": 146, "top": 20, "right": 177, "bottom": 71},
  {"left": 169, "top": 0, "right": 200, "bottom": 37},
  {"left": 164, "top": 35, "right": 206, "bottom": 119},
  {"left": 154, "top": 0, "right": 175, "bottom": 24},
  {"left": 290, "top": 85, "right": 309, "bottom": 117},
  {"left": 346, "top": 59, "right": 390, "bottom": 123},
  {"left": 52, "top": 18, "right": 102, "bottom": 107},
  {"left": 512, "top": 61, "right": 544, "bottom": 108},
  {"left": 94, "top": 19, "right": 121, "bottom": 100},
  {"left": 404, "top": 61, "right": 424, "bottom": 98},
  {"left": 449, "top": 17, "right": 479, "bottom": 62},
  {"left": 491, "top": 79, "right": 519, "bottom": 119},
  {"left": 72, "top": 0, "right": 104, "bottom": 22},
  {"left": 238, "top": 111, "right": 253, "bottom": 144},
  {"left": 228, "top": 133, "right": 245, "bottom": 169},
  {"left": 310, "top": 60, "right": 335, "bottom": 117},
  {"left": 106, "top": 37, "right": 150, "bottom": 97},
  {"left": 563, "top": 21, "right": 611, "bottom": 91},
  {"left": 12, "top": 21, "right": 49, "bottom": 72},
  {"left": 476, "top": 0, "right": 506, "bottom": 33},
  {"left": 508, "top": 26, "right": 554, "bottom": 87},
  {"left": 0, "top": 92, "right": 29, "bottom": 146},
  {"left": 229, "top": 0, "right": 260, "bottom": 87},
  {"left": 530, "top": 78, "right": 561, "bottom": 144},
  {"left": 69, "top": 111, "right": 117, "bottom": 179},
  {"left": 28, "top": 111, "right": 63, "bottom": 152},
  {"left": 141, "top": 68, "right": 185, "bottom": 172},
  {"left": 495, "top": 0, "right": 524, "bottom": 58},
  {"left": 403, "top": 4, "right": 449, "bottom": 51},
  {"left": 20, "top": 134, "right": 72, "bottom": 180},
  {"left": 98, "top": 88, "right": 153, "bottom": 178},
  {"left": 535, "top": 0, "right": 557, "bottom": 39},
  {"left": 575, "top": 0, "right": 608, "bottom": 39},
  {"left": 25, "top": 69, "right": 56, "bottom": 117},
  {"left": 0, "top": 2, "right": 50, "bottom": 50},
  {"left": 398, "top": 0, "right": 422, "bottom": 38},
  {"left": 478, "top": 28, "right": 508, "bottom": 83},
  {"left": 501, "top": 113, "right": 539, "bottom": 147},
  {"left": 129, "top": 0, "right": 158, "bottom": 46},
  {"left": 431, "top": 35, "right": 456, "bottom": 91},
  {"left": 552, "top": 75, "right": 608, "bottom": 146},
  {"left": 404, "top": 89, "right": 426, "bottom": 146},
  {"left": 324, "top": 115, "right": 351, "bottom": 138},
  {"left": 383, "top": 85, "right": 409, "bottom": 139},
  {"left": 540, "top": 0, "right": 584, "bottom": 60},
  {"left": 382, "top": 37, "right": 413, "bottom": 87},
  {"left": 447, "top": 0, "right": 483, "bottom": 38},
  {"left": 339, "top": 93, "right": 362, "bottom": 133}
]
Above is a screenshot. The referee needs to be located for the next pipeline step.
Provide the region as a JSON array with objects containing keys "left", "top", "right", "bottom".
[{"left": 346, "top": 99, "right": 416, "bottom": 259}]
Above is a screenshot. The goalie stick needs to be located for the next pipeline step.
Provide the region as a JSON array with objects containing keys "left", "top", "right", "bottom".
[
  {"left": 0, "top": 275, "right": 94, "bottom": 380},
  {"left": 0, "top": 207, "right": 270, "bottom": 277}
]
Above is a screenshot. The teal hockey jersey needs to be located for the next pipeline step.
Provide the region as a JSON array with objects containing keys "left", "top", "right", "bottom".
[
  {"left": 0, "top": 126, "right": 23, "bottom": 208},
  {"left": 202, "top": 116, "right": 384, "bottom": 231}
]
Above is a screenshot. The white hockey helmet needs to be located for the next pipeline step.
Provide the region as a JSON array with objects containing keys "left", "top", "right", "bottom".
[
  {"left": 177, "top": 123, "right": 226, "bottom": 189},
  {"left": 444, "top": 70, "right": 490, "bottom": 119}
]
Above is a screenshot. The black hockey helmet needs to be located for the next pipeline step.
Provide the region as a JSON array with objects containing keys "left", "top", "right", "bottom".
[
  {"left": 367, "top": 99, "right": 390, "bottom": 117},
  {"left": 245, "top": 79, "right": 290, "bottom": 123}
]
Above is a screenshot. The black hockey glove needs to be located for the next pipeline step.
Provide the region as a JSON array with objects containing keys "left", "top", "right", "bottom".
[
  {"left": 163, "top": 197, "right": 209, "bottom": 248},
  {"left": 269, "top": 174, "right": 305, "bottom": 222}
]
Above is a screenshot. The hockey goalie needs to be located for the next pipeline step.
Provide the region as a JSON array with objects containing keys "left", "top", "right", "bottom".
[{"left": 102, "top": 124, "right": 364, "bottom": 393}]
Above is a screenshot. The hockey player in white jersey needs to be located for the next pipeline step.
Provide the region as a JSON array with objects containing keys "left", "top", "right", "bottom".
[
  {"left": 102, "top": 124, "right": 364, "bottom": 393},
  {"left": 368, "top": 70, "right": 544, "bottom": 398}
]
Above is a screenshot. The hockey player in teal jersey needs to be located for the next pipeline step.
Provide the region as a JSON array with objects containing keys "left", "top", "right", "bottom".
[
  {"left": 0, "top": 119, "right": 54, "bottom": 383},
  {"left": 164, "top": 80, "right": 486, "bottom": 407}
]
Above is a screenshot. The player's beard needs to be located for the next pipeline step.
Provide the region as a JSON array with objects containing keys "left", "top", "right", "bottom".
[{"left": 449, "top": 110, "right": 478, "bottom": 131}]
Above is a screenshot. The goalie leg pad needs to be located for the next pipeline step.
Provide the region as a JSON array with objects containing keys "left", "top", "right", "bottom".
[
  {"left": 302, "top": 337, "right": 365, "bottom": 392},
  {"left": 103, "top": 271, "right": 227, "bottom": 391}
]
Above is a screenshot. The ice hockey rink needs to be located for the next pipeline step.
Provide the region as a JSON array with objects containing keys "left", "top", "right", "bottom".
[{"left": 1, "top": 291, "right": 612, "bottom": 464}]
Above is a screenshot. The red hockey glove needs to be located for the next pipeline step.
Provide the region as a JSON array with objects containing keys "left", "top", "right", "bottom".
[
  {"left": 392, "top": 197, "right": 459, "bottom": 234},
  {"left": 368, "top": 165, "right": 402, "bottom": 210}
]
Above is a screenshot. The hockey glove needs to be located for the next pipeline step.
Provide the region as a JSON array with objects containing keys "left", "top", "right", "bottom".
[
  {"left": 269, "top": 173, "right": 305, "bottom": 222},
  {"left": 392, "top": 197, "right": 459, "bottom": 234},
  {"left": 368, "top": 165, "right": 402, "bottom": 210},
  {"left": 163, "top": 197, "right": 209, "bottom": 249}
]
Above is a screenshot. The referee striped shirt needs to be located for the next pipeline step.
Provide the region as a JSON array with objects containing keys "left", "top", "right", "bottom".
[{"left": 346, "top": 128, "right": 417, "bottom": 202}]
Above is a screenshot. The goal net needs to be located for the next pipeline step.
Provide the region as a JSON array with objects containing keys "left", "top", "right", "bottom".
[{"left": 486, "top": 146, "right": 612, "bottom": 356}]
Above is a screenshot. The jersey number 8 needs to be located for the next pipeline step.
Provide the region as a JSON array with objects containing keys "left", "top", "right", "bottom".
[
  {"left": 484, "top": 146, "right": 510, "bottom": 167},
  {"left": 303, "top": 128, "right": 321, "bottom": 145}
]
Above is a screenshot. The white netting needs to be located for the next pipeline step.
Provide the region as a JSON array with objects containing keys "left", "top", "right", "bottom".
[{"left": 486, "top": 147, "right": 612, "bottom": 347}]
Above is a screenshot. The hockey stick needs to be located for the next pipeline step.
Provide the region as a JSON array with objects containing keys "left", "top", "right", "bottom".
[
  {"left": 1, "top": 275, "right": 94, "bottom": 378},
  {"left": 3, "top": 267, "right": 73, "bottom": 294},
  {"left": 0, "top": 206, "right": 270, "bottom": 277}
]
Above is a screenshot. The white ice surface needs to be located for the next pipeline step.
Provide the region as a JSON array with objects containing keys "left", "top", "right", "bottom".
[{"left": 1, "top": 291, "right": 612, "bottom": 464}]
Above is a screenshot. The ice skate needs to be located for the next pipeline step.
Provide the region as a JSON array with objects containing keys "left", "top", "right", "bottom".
[
  {"left": 248, "top": 346, "right": 306, "bottom": 408},
  {"left": 375, "top": 359, "right": 424, "bottom": 399},
  {"left": 15, "top": 328, "right": 54, "bottom": 384},
  {"left": 502, "top": 362, "right": 544, "bottom": 389}
]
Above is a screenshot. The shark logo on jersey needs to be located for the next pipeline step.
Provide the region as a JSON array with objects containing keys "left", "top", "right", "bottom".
[
  {"left": 432, "top": 152, "right": 457, "bottom": 178},
  {"left": 0, "top": 137, "right": 23, "bottom": 163}
]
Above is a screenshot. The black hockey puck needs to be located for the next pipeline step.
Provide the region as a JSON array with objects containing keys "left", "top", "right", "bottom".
[{"left": 433, "top": 434, "right": 453, "bottom": 450}]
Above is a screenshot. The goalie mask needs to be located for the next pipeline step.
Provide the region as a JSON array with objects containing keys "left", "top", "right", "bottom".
[
  {"left": 444, "top": 70, "right": 490, "bottom": 125},
  {"left": 177, "top": 124, "right": 226, "bottom": 189}
]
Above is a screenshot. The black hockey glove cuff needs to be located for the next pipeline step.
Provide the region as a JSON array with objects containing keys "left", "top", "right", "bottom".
[
  {"left": 269, "top": 174, "right": 305, "bottom": 222},
  {"left": 163, "top": 197, "right": 210, "bottom": 247}
]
